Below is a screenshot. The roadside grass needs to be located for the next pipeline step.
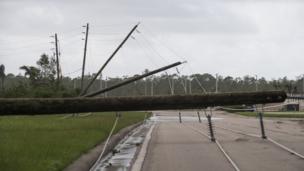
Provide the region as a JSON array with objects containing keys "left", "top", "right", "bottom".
[
  {"left": 0, "top": 112, "right": 148, "bottom": 171},
  {"left": 236, "top": 111, "right": 304, "bottom": 118}
]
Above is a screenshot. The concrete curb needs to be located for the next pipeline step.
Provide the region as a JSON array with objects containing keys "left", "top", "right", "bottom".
[
  {"left": 64, "top": 122, "right": 143, "bottom": 171},
  {"left": 131, "top": 124, "right": 155, "bottom": 171}
]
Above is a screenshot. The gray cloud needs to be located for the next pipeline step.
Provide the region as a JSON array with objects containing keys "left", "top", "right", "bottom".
[{"left": 1, "top": 0, "right": 304, "bottom": 79}]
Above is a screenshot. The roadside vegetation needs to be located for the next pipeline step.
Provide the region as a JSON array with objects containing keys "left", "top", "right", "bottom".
[
  {"left": 0, "top": 112, "right": 147, "bottom": 171},
  {"left": 1, "top": 53, "right": 304, "bottom": 98},
  {"left": 236, "top": 111, "right": 304, "bottom": 118}
]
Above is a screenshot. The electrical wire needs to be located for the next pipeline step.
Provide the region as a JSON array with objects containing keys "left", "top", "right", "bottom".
[{"left": 89, "top": 115, "right": 119, "bottom": 171}]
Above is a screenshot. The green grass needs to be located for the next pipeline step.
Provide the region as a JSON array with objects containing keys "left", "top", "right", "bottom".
[
  {"left": 0, "top": 112, "right": 147, "bottom": 171},
  {"left": 236, "top": 111, "right": 304, "bottom": 118}
]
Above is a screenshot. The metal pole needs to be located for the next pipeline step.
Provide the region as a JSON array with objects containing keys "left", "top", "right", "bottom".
[
  {"left": 258, "top": 105, "right": 267, "bottom": 139},
  {"left": 80, "top": 23, "right": 140, "bottom": 95},
  {"left": 197, "top": 111, "right": 202, "bottom": 123},
  {"left": 168, "top": 74, "right": 173, "bottom": 95},
  {"left": 194, "top": 76, "right": 207, "bottom": 93},
  {"left": 207, "top": 114, "right": 216, "bottom": 142},
  {"left": 180, "top": 77, "right": 187, "bottom": 94},
  {"left": 179, "top": 111, "right": 182, "bottom": 123}
]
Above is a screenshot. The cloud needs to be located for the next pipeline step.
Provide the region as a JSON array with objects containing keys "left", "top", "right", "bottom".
[{"left": 0, "top": 0, "right": 304, "bottom": 79}]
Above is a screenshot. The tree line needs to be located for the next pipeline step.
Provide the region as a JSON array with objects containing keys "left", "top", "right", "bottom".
[{"left": 0, "top": 54, "right": 303, "bottom": 98}]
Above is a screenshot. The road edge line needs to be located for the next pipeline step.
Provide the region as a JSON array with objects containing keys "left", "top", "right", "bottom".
[{"left": 131, "top": 123, "right": 155, "bottom": 171}]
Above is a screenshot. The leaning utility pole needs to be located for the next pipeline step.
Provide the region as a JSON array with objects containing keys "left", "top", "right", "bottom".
[
  {"left": 80, "top": 23, "right": 89, "bottom": 91},
  {"left": 80, "top": 23, "right": 140, "bottom": 96},
  {"left": 83, "top": 61, "right": 183, "bottom": 97},
  {"left": 54, "top": 33, "right": 60, "bottom": 86}
]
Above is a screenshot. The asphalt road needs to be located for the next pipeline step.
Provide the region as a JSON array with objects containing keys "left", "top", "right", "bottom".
[{"left": 140, "top": 110, "right": 304, "bottom": 171}]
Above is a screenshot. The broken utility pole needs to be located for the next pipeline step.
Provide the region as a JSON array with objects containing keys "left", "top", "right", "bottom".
[
  {"left": 83, "top": 61, "right": 183, "bottom": 97},
  {"left": 80, "top": 23, "right": 140, "bottom": 96},
  {"left": 0, "top": 91, "right": 286, "bottom": 115},
  {"left": 80, "top": 23, "right": 89, "bottom": 92}
]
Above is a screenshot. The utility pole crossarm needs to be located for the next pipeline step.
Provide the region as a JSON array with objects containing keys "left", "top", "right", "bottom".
[{"left": 80, "top": 23, "right": 140, "bottom": 96}]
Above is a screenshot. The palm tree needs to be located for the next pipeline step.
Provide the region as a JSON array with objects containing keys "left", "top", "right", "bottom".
[
  {"left": 0, "top": 64, "right": 5, "bottom": 91},
  {"left": 19, "top": 66, "right": 40, "bottom": 86}
]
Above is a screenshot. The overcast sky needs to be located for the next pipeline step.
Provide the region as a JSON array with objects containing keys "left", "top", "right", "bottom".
[{"left": 1, "top": 0, "right": 304, "bottom": 80}]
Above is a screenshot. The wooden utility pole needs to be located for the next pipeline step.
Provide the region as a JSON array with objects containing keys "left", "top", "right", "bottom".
[
  {"left": 80, "top": 23, "right": 140, "bottom": 96},
  {"left": 80, "top": 23, "right": 89, "bottom": 91},
  {"left": 83, "top": 61, "right": 182, "bottom": 97},
  {"left": 54, "top": 33, "right": 60, "bottom": 86},
  {"left": 0, "top": 91, "right": 287, "bottom": 115}
]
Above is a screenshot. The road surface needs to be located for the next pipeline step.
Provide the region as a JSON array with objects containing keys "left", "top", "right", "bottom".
[{"left": 140, "top": 110, "right": 304, "bottom": 171}]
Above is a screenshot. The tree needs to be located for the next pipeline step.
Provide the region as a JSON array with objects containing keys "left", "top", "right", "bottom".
[
  {"left": 19, "top": 66, "right": 41, "bottom": 87},
  {"left": 19, "top": 54, "right": 57, "bottom": 87},
  {"left": 0, "top": 64, "right": 5, "bottom": 91},
  {"left": 36, "top": 54, "right": 56, "bottom": 85}
]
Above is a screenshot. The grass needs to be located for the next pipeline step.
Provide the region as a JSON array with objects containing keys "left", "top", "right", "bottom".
[
  {"left": 236, "top": 111, "right": 304, "bottom": 118},
  {"left": 0, "top": 112, "right": 147, "bottom": 171}
]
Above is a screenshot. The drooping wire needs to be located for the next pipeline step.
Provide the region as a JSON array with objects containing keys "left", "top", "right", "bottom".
[
  {"left": 62, "top": 68, "right": 82, "bottom": 76},
  {"left": 140, "top": 24, "right": 208, "bottom": 93}
]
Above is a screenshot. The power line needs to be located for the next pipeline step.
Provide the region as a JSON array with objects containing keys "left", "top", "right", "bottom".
[
  {"left": 80, "top": 23, "right": 140, "bottom": 96},
  {"left": 62, "top": 68, "right": 82, "bottom": 76}
]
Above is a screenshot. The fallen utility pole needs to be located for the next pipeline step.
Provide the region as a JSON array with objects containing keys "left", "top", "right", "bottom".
[
  {"left": 83, "top": 61, "right": 183, "bottom": 97},
  {"left": 0, "top": 91, "right": 286, "bottom": 115},
  {"left": 80, "top": 23, "right": 140, "bottom": 96},
  {"left": 80, "top": 23, "right": 89, "bottom": 91}
]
